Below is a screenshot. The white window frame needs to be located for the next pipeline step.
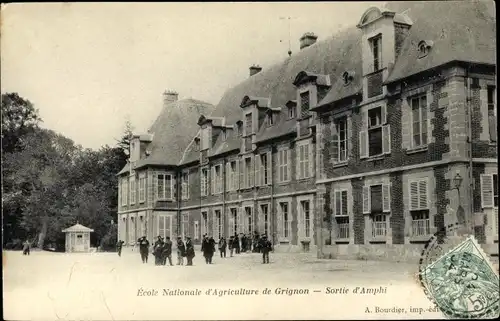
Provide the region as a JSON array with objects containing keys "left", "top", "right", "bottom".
[
  {"left": 213, "top": 209, "right": 223, "bottom": 240},
  {"left": 360, "top": 104, "right": 390, "bottom": 159},
  {"left": 156, "top": 173, "right": 173, "bottom": 200},
  {"left": 138, "top": 173, "right": 146, "bottom": 203},
  {"left": 260, "top": 203, "right": 270, "bottom": 236},
  {"left": 333, "top": 189, "right": 349, "bottom": 217},
  {"left": 181, "top": 170, "right": 190, "bottom": 200},
  {"left": 229, "top": 160, "right": 238, "bottom": 191},
  {"left": 410, "top": 94, "right": 429, "bottom": 149},
  {"left": 244, "top": 156, "right": 253, "bottom": 188},
  {"left": 362, "top": 183, "right": 391, "bottom": 214},
  {"left": 371, "top": 213, "right": 387, "bottom": 237},
  {"left": 278, "top": 200, "right": 292, "bottom": 242},
  {"left": 201, "top": 211, "right": 208, "bottom": 236},
  {"left": 410, "top": 210, "right": 431, "bottom": 237},
  {"left": 370, "top": 34, "right": 382, "bottom": 72},
  {"left": 157, "top": 214, "right": 173, "bottom": 239},
  {"left": 244, "top": 206, "right": 253, "bottom": 234},
  {"left": 333, "top": 117, "right": 348, "bottom": 164},
  {"left": 121, "top": 178, "right": 128, "bottom": 206},
  {"left": 297, "top": 141, "right": 311, "bottom": 180},
  {"left": 181, "top": 212, "right": 189, "bottom": 239},
  {"left": 201, "top": 167, "right": 208, "bottom": 196},
  {"left": 297, "top": 198, "right": 314, "bottom": 241},
  {"left": 258, "top": 152, "right": 270, "bottom": 186},
  {"left": 213, "top": 164, "right": 223, "bottom": 195},
  {"left": 228, "top": 207, "right": 237, "bottom": 236},
  {"left": 278, "top": 147, "right": 290, "bottom": 183}
]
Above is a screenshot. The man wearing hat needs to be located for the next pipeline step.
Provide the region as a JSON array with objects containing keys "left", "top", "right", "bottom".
[
  {"left": 259, "top": 234, "right": 272, "bottom": 264},
  {"left": 153, "top": 236, "right": 165, "bottom": 266},
  {"left": 176, "top": 236, "right": 186, "bottom": 265},
  {"left": 162, "top": 236, "right": 173, "bottom": 266},
  {"left": 185, "top": 236, "right": 195, "bottom": 266},
  {"left": 137, "top": 236, "right": 150, "bottom": 264}
]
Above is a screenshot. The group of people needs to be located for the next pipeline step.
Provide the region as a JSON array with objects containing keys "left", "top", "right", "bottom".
[{"left": 118, "top": 232, "right": 273, "bottom": 265}]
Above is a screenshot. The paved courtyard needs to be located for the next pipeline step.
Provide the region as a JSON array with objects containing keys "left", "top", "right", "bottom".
[{"left": 4, "top": 250, "right": 444, "bottom": 320}]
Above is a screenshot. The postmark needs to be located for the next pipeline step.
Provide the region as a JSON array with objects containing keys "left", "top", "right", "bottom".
[{"left": 418, "top": 225, "right": 499, "bottom": 319}]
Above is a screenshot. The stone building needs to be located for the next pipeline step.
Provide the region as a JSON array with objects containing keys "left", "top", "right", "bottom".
[{"left": 117, "top": 1, "right": 497, "bottom": 261}]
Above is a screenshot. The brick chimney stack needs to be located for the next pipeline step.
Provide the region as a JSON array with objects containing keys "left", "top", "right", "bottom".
[{"left": 163, "top": 90, "right": 179, "bottom": 106}]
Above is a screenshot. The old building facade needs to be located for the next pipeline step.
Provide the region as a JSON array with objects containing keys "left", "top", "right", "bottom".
[{"left": 117, "top": 2, "right": 497, "bottom": 261}]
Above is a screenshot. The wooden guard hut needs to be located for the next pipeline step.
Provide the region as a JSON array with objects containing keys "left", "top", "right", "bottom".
[{"left": 62, "top": 222, "right": 94, "bottom": 253}]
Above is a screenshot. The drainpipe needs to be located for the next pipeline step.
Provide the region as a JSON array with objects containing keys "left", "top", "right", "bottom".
[
  {"left": 465, "top": 68, "right": 474, "bottom": 235},
  {"left": 177, "top": 168, "right": 181, "bottom": 237},
  {"left": 223, "top": 156, "right": 227, "bottom": 239}
]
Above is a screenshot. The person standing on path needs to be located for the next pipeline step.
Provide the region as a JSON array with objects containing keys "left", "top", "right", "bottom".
[
  {"left": 176, "top": 237, "right": 186, "bottom": 265},
  {"left": 228, "top": 236, "right": 234, "bottom": 257},
  {"left": 116, "top": 240, "right": 124, "bottom": 257},
  {"left": 185, "top": 237, "right": 195, "bottom": 266},
  {"left": 218, "top": 237, "right": 227, "bottom": 258},
  {"left": 201, "top": 236, "right": 212, "bottom": 264},
  {"left": 208, "top": 237, "right": 216, "bottom": 264},
  {"left": 233, "top": 233, "right": 240, "bottom": 254},
  {"left": 259, "top": 234, "right": 272, "bottom": 264},
  {"left": 137, "top": 236, "right": 150, "bottom": 264},
  {"left": 153, "top": 236, "right": 165, "bottom": 266},
  {"left": 22, "top": 239, "right": 31, "bottom": 255},
  {"left": 163, "top": 236, "right": 173, "bottom": 266}
]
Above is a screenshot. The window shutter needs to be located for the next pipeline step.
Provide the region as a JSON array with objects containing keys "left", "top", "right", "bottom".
[
  {"left": 266, "top": 151, "right": 272, "bottom": 185},
  {"left": 332, "top": 122, "right": 339, "bottom": 163},
  {"left": 382, "top": 183, "right": 391, "bottom": 212},
  {"left": 342, "top": 191, "right": 348, "bottom": 216},
  {"left": 296, "top": 146, "right": 301, "bottom": 180},
  {"left": 226, "top": 162, "right": 230, "bottom": 191},
  {"left": 239, "top": 159, "right": 244, "bottom": 188},
  {"left": 255, "top": 155, "right": 261, "bottom": 186},
  {"left": 249, "top": 156, "right": 254, "bottom": 187},
  {"left": 359, "top": 131, "right": 368, "bottom": 159},
  {"left": 277, "top": 205, "right": 282, "bottom": 240},
  {"left": 362, "top": 186, "right": 371, "bottom": 214},
  {"left": 382, "top": 125, "right": 391, "bottom": 154},
  {"left": 418, "top": 179, "right": 428, "bottom": 209},
  {"left": 481, "top": 174, "right": 494, "bottom": 208},
  {"left": 381, "top": 105, "right": 387, "bottom": 124},
  {"left": 410, "top": 181, "right": 419, "bottom": 210},
  {"left": 308, "top": 143, "right": 314, "bottom": 179},
  {"left": 153, "top": 172, "right": 157, "bottom": 201},
  {"left": 211, "top": 167, "right": 215, "bottom": 194},
  {"left": 286, "top": 149, "right": 291, "bottom": 181},
  {"left": 212, "top": 211, "right": 217, "bottom": 238}
]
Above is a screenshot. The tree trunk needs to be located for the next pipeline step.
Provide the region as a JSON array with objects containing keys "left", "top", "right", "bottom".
[{"left": 37, "top": 218, "right": 48, "bottom": 249}]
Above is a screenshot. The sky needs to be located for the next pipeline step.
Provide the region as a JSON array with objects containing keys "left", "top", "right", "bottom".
[{"left": 1, "top": 2, "right": 385, "bottom": 150}]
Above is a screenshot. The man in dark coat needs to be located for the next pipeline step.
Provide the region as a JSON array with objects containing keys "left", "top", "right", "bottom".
[
  {"left": 176, "top": 237, "right": 186, "bottom": 265},
  {"left": 163, "top": 236, "right": 173, "bottom": 266},
  {"left": 218, "top": 237, "right": 227, "bottom": 258},
  {"left": 153, "top": 236, "right": 164, "bottom": 266},
  {"left": 259, "top": 234, "right": 272, "bottom": 264},
  {"left": 228, "top": 236, "right": 234, "bottom": 257},
  {"left": 233, "top": 233, "right": 240, "bottom": 254},
  {"left": 137, "top": 236, "right": 150, "bottom": 263},
  {"left": 253, "top": 231, "right": 261, "bottom": 253},
  {"left": 185, "top": 237, "right": 195, "bottom": 266},
  {"left": 208, "top": 237, "right": 216, "bottom": 263},
  {"left": 201, "top": 236, "right": 212, "bottom": 264},
  {"left": 116, "top": 240, "right": 124, "bottom": 257},
  {"left": 22, "top": 239, "right": 31, "bottom": 255}
]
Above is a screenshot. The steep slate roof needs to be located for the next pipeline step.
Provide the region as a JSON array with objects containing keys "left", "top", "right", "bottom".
[
  {"left": 118, "top": 98, "right": 215, "bottom": 173},
  {"left": 385, "top": 0, "right": 496, "bottom": 83}
]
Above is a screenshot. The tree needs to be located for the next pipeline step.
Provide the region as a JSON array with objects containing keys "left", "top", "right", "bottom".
[{"left": 117, "top": 116, "right": 134, "bottom": 156}]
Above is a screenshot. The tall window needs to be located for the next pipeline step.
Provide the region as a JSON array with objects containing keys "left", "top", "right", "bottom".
[
  {"left": 130, "top": 176, "right": 136, "bottom": 205},
  {"left": 481, "top": 173, "right": 499, "bottom": 208},
  {"left": 201, "top": 211, "right": 208, "bottom": 236},
  {"left": 229, "top": 208, "right": 238, "bottom": 236},
  {"left": 363, "top": 184, "right": 391, "bottom": 238},
  {"left": 260, "top": 153, "right": 269, "bottom": 185},
  {"left": 409, "top": 179, "right": 429, "bottom": 236},
  {"left": 157, "top": 174, "right": 172, "bottom": 200},
  {"left": 194, "top": 221, "right": 200, "bottom": 240},
  {"left": 368, "top": 107, "right": 383, "bottom": 156},
  {"left": 121, "top": 178, "right": 128, "bottom": 206},
  {"left": 300, "top": 91, "right": 310, "bottom": 118},
  {"left": 245, "top": 157, "right": 252, "bottom": 188},
  {"left": 411, "top": 95, "right": 428, "bottom": 148},
  {"left": 138, "top": 175, "right": 146, "bottom": 203},
  {"left": 181, "top": 213, "right": 189, "bottom": 238},
  {"left": 371, "top": 35, "right": 382, "bottom": 72},
  {"left": 158, "top": 215, "right": 171, "bottom": 239},
  {"left": 261, "top": 204, "right": 269, "bottom": 236},
  {"left": 245, "top": 113, "right": 253, "bottom": 135},
  {"left": 300, "top": 200, "right": 311, "bottom": 238},
  {"left": 333, "top": 117, "right": 348, "bottom": 163},
  {"left": 298, "top": 143, "right": 310, "bottom": 179},
  {"left": 214, "top": 210, "right": 222, "bottom": 239},
  {"left": 201, "top": 168, "right": 208, "bottom": 196},
  {"left": 488, "top": 86, "right": 497, "bottom": 142},
  {"left": 278, "top": 148, "right": 290, "bottom": 182},
  {"left": 181, "top": 171, "right": 189, "bottom": 200},
  {"left": 213, "top": 165, "right": 222, "bottom": 194},
  {"left": 279, "top": 202, "right": 291, "bottom": 240},
  {"left": 372, "top": 214, "right": 386, "bottom": 237},
  {"left": 288, "top": 105, "right": 296, "bottom": 119},
  {"left": 245, "top": 207, "right": 253, "bottom": 234},
  {"left": 230, "top": 161, "right": 238, "bottom": 190}
]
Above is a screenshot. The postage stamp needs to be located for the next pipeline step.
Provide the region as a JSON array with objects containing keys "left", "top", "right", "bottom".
[{"left": 419, "top": 234, "right": 499, "bottom": 319}]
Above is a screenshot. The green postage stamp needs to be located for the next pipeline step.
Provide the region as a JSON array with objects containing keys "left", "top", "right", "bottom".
[{"left": 419, "top": 235, "right": 499, "bottom": 319}]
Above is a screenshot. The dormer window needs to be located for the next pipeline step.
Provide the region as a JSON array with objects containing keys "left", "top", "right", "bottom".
[
  {"left": 245, "top": 113, "right": 253, "bottom": 135},
  {"left": 300, "top": 91, "right": 310, "bottom": 118},
  {"left": 370, "top": 35, "right": 382, "bottom": 72},
  {"left": 194, "top": 137, "right": 200, "bottom": 151},
  {"left": 368, "top": 107, "right": 382, "bottom": 128},
  {"left": 288, "top": 105, "right": 296, "bottom": 119},
  {"left": 236, "top": 122, "right": 243, "bottom": 136},
  {"left": 267, "top": 113, "right": 274, "bottom": 126},
  {"left": 417, "top": 40, "right": 433, "bottom": 59},
  {"left": 222, "top": 130, "right": 227, "bottom": 142}
]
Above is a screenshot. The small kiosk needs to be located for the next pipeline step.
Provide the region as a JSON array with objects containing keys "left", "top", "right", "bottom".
[{"left": 62, "top": 222, "right": 94, "bottom": 253}]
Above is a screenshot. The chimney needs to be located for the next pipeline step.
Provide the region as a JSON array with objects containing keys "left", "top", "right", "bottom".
[
  {"left": 163, "top": 90, "right": 179, "bottom": 106},
  {"left": 249, "top": 65, "right": 262, "bottom": 76},
  {"left": 299, "top": 32, "right": 318, "bottom": 50}
]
